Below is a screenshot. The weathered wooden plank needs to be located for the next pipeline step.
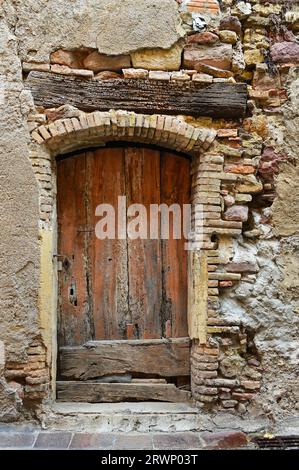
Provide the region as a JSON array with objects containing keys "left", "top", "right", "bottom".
[
  {"left": 86, "top": 148, "right": 129, "bottom": 340},
  {"left": 57, "top": 153, "right": 95, "bottom": 346},
  {"left": 59, "top": 338, "right": 191, "bottom": 379},
  {"left": 125, "top": 147, "right": 162, "bottom": 339},
  {"left": 161, "top": 152, "right": 190, "bottom": 338},
  {"left": 57, "top": 382, "right": 192, "bottom": 403},
  {"left": 26, "top": 72, "right": 248, "bottom": 118}
]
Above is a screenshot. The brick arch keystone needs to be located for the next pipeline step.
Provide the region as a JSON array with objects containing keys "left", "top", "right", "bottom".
[{"left": 31, "top": 110, "right": 217, "bottom": 156}]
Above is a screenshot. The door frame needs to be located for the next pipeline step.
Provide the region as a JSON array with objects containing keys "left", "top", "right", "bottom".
[{"left": 32, "top": 110, "right": 216, "bottom": 402}]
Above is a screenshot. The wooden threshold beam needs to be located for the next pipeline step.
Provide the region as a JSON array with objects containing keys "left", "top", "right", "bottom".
[
  {"left": 59, "top": 337, "right": 190, "bottom": 380},
  {"left": 26, "top": 72, "right": 248, "bottom": 119},
  {"left": 56, "top": 382, "right": 192, "bottom": 403}
]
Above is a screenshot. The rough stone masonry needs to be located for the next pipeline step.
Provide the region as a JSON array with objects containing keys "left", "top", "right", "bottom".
[{"left": 0, "top": 0, "right": 298, "bottom": 429}]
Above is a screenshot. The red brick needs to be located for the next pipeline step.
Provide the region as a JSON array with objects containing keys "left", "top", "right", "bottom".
[
  {"left": 232, "top": 392, "right": 255, "bottom": 401},
  {"left": 240, "top": 380, "right": 261, "bottom": 391},
  {"left": 183, "top": 44, "right": 233, "bottom": 71},
  {"left": 187, "top": 32, "right": 219, "bottom": 45},
  {"left": 225, "top": 165, "right": 255, "bottom": 175},
  {"left": 219, "top": 280, "right": 233, "bottom": 288},
  {"left": 225, "top": 261, "right": 259, "bottom": 273},
  {"left": 187, "top": 0, "right": 220, "bottom": 15}
]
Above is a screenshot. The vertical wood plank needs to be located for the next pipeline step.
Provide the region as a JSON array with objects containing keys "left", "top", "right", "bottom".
[
  {"left": 86, "top": 148, "right": 129, "bottom": 340},
  {"left": 188, "top": 250, "right": 208, "bottom": 344},
  {"left": 57, "top": 153, "right": 92, "bottom": 346},
  {"left": 161, "top": 152, "right": 190, "bottom": 338},
  {"left": 125, "top": 147, "right": 162, "bottom": 339}
]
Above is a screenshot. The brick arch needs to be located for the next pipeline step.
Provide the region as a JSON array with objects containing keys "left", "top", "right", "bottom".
[
  {"left": 31, "top": 110, "right": 217, "bottom": 156},
  {"left": 30, "top": 107, "right": 260, "bottom": 409}
]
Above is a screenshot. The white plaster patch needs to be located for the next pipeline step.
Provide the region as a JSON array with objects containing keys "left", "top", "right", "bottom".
[
  {"left": 0, "top": 76, "right": 5, "bottom": 106},
  {"left": 0, "top": 341, "right": 5, "bottom": 372}
]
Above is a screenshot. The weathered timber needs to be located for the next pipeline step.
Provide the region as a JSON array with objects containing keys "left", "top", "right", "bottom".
[
  {"left": 26, "top": 72, "right": 247, "bottom": 119},
  {"left": 59, "top": 338, "right": 191, "bottom": 380},
  {"left": 56, "top": 382, "right": 192, "bottom": 403}
]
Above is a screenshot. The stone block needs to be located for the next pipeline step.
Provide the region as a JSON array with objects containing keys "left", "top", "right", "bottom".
[
  {"left": 187, "top": 32, "right": 219, "bottom": 45},
  {"left": 237, "top": 182, "right": 263, "bottom": 194},
  {"left": 34, "top": 432, "right": 72, "bottom": 449},
  {"left": 183, "top": 44, "right": 233, "bottom": 71},
  {"left": 0, "top": 433, "right": 37, "bottom": 449},
  {"left": 224, "top": 205, "right": 249, "bottom": 222},
  {"left": 219, "top": 30, "right": 238, "bottom": 45},
  {"left": 70, "top": 433, "right": 116, "bottom": 450},
  {"left": 50, "top": 49, "right": 88, "bottom": 68},
  {"left": 114, "top": 434, "right": 154, "bottom": 450},
  {"left": 270, "top": 41, "right": 299, "bottom": 64},
  {"left": 244, "top": 49, "right": 264, "bottom": 66},
  {"left": 222, "top": 400, "right": 238, "bottom": 408},
  {"left": 225, "top": 261, "right": 259, "bottom": 273},
  {"left": 83, "top": 51, "right": 131, "bottom": 72},
  {"left": 219, "top": 16, "right": 242, "bottom": 35},
  {"left": 131, "top": 42, "right": 183, "bottom": 71},
  {"left": 94, "top": 71, "right": 122, "bottom": 80},
  {"left": 200, "top": 431, "right": 248, "bottom": 449},
  {"left": 153, "top": 433, "right": 200, "bottom": 450},
  {"left": 194, "top": 394, "right": 217, "bottom": 403},
  {"left": 223, "top": 194, "right": 235, "bottom": 207}
]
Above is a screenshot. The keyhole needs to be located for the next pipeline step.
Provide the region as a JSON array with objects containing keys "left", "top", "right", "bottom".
[
  {"left": 69, "top": 283, "right": 77, "bottom": 306},
  {"left": 63, "top": 258, "right": 70, "bottom": 270}
]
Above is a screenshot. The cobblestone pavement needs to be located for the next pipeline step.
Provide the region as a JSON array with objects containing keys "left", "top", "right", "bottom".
[{"left": 0, "top": 428, "right": 252, "bottom": 450}]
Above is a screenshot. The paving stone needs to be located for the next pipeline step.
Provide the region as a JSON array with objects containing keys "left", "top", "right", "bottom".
[
  {"left": 114, "top": 434, "right": 154, "bottom": 450},
  {"left": 153, "top": 433, "right": 201, "bottom": 450},
  {"left": 70, "top": 433, "right": 116, "bottom": 450},
  {"left": 200, "top": 431, "right": 248, "bottom": 449},
  {"left": 34, "top": 432, "right": 72, "bottom": 449},
  {"left": 0, "top": 432, "right": 37, "bottom": 449}
]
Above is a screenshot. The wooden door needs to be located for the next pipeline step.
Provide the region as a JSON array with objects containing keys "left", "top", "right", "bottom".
[{"left": 57, "top": 145, "right": 191, "bottom": 403}]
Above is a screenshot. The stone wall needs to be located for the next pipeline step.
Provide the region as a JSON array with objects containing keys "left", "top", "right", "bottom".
[{"left": 0, "top": 0, "right": 298, "bottom": 423}]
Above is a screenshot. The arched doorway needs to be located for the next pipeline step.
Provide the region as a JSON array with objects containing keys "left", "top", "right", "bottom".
[{"left": 56, "top": 144, "right": 192, "bottom": 403}]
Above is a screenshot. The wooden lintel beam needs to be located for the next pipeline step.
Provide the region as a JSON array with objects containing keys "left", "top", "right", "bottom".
[{"left": 26, "top": 72, "right": 248, "bottom": 119}]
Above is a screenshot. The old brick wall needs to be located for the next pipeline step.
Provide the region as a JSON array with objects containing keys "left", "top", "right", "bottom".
[{"left": 0, "top": 0, "right": 298, "bottom": 423}]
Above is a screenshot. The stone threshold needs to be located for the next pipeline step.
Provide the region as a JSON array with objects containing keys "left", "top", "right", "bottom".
[
  {"left": 42, "top": 401, "right": 204, "bottom": 434},
  {"left": 52, "top": 402, "right": 199, "bottom": 414}
]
